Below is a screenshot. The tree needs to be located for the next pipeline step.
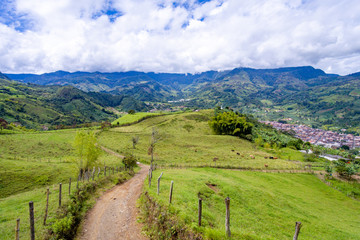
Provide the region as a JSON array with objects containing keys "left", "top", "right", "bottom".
[
  {"left": 131, "top": 135, "right": 139, "bottom": 149},
  {"left": 209, "top": 111, "right": 253, "bottom": 138},
  {"left": 148, "top": 127, "right": 161, "bottom": 170},
  {"left": 73, "top": 131, "right": 101, "bottom": 177},
  {"left": 128, "top": 109, "right": 135, "bottom": 114}
]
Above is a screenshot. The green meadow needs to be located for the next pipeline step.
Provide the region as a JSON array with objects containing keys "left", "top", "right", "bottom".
[
  {"left": 0, "top": 128, "right": 126, "bottom": 239},
  {"left": 144, "top": 168, "right": 360, "bottom": 240},
  {"left": 100, "top": 110, "right": 305, "bottom": 169},
  {"left": 111, "top": 112, "right": 164, "bottom": 125},
  {"left": 1, "top": 110, "right": 358, "bottom": 240}
]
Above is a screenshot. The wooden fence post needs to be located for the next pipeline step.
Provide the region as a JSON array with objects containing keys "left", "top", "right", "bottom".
[
  {"left": 198, "top": 198, "right": 202, "bottom": 226},
  {"left": 69, "top": 178, "right": 71, "bottom": 195},
  {"left": 59, "top": 183, "right": 62, "bottom": 207},
  {"left": 148, "top": 168, "right": 152, "bottom": 187},
  {"left": 98, "top": 167, "right": 100, "bottom": 178},
  {"left": 29, "top": 201, "right": 35, "bottom": 240},
  {"left": 293, "top": 221, "right": 302, "bottom": 240},
  {"left": 44, "top": 188, "right": 49, "bottom": 225},
  {"left": 104, "top": 166, "right": 106, "bottom": 176},
  {"left": 15, "top": 218, "right": 20, "bottom": 240},
  {"left": 225, "top": 197, "right": 231, "bottom": 238},
  {"left": 169, "top": 181, "right": 174, "bottom": 204},
  {"left": 92, "top": 167, "right": 95, "bottom": 180},
  {"left": 157, "top": 172, "right": 163, "bottom": 195}
]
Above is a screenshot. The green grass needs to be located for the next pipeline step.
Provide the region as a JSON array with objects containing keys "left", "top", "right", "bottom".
[
  {"left": 0, "top": 129, "right": 125, "bottom": 198},
  {"left": 111, "top": 112, "right": 164, "bottom": 125},
  {"left": 100, "top": 110, "right": 303, "bottom": 169},
  {"left": 0, "top": 169, "right": 133, "bottom": 240},
  {"left": 144, "top": 168, "right": 360, "bottom": 240}
]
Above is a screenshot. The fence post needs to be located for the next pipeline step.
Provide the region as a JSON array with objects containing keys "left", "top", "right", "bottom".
[
  {"left": 169, "top": 181, "right": 174, "bottom": 204},
  {"left": 98, "top": 167, "right": 100, "bottom": 178},
  {"left": 225, "top": 197, "right": 231, "bottom": 238},
  {"left": 69, "top": 178, "right": 71, "bottom": 195},
  {"left": 157, "top": 172, "right": 163, "bottom": 195},
  {"left": 92, "top": 167, "right": 95, "bottom": 180},
  {"left": 293, "top": 222, "right": 302, "bottom": 240},
  {"left": 198, "top": 198, "right": 202, "bottom": 226},
  {"left": 44, "top": 188, "right": 49, "bottom": 225},
  {"left": 59, "top": 183, "right": 62, "bottom": 207},
  {"left": 148, "top": 169, "right": 151, "bottom": 187},
  {"left": 29, "top": 201, "right": 35, "bottom": 240},
  {"left": 104, "top": 166, "right": 106, "bottom": 176},
  {"left": 15, "top": 218, "right": 20, "bottom": 240}
]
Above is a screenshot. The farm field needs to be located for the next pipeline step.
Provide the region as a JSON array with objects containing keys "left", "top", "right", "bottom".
[
  {"left": 100, "top": 110, "right": 306, "bottom": 169},
  {"left": 144, "top": 168, "right": 360, "bottom": 240}
]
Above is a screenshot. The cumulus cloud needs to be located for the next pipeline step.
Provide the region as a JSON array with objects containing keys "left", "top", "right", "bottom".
[{"left": 0, "top": 0, "right": 359, "bottom": 75}]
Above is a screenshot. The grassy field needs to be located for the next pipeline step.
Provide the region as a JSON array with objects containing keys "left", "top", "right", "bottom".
[
  {"left": 100, "top": 110, "right": 305, "bottom": 169},
  {"left": 144, "top": 168, "right": 360, "bottom": 240},
  {"left": 111, "top": 112, "right": 164, "bottom": 125},
  {"left": 0, "top": 129, "right": 125, "bottom": 198},
  {"left": 0, "top": 128, "right": 128, "bottom": 239}
]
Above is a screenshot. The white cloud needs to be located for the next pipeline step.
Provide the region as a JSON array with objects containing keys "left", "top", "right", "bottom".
[{"left": 0, "top": 0, "right": 359, "bottom": 75}]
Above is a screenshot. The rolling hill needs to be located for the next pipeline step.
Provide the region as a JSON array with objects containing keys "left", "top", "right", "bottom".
[
  {"left": 0, "top": 75, "right": 148, "bottom": 129},
  {"left": 4, "top": 66, "right": 360, "bottom": 131}
]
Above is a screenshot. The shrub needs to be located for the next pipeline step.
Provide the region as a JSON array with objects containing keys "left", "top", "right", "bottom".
[{"left": 122, "top": 155, "right": 137, "bottom": 169}]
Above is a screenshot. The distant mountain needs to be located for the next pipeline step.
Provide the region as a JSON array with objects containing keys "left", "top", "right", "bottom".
[
  {"left": 4, "top": 66, "right": 360, "bottom": 131},
  {"left": 0, "top": 75, "right": 148, "bottom": 129}
]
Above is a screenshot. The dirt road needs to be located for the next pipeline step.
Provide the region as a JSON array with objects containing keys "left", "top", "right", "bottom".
[{"left": 78, "top": 163, "right": 149, "bottom": 240}]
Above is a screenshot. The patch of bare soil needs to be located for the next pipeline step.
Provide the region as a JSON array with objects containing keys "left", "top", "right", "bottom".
[{"left": 77, "top": 163, "right": 149, "bottom": 240}]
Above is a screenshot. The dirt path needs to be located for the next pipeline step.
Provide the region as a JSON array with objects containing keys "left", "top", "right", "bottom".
[{"left": 77, "top": 150, "right": 149, "bottom": 239}]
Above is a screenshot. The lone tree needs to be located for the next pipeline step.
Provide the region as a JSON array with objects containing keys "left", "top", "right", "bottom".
[
  {"left": 132, "top": 135, "right": 139, "bottom": 149},
  {"left": 73, "top": 131, "right": 101, "bottom": 178},
  {"left": 148, "top": 127, "right": 161, "bottom": 171}
]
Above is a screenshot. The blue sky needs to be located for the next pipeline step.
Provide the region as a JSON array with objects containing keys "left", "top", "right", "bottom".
[{"left": 0, "top": 0, "right": 359, "bottom": 75}]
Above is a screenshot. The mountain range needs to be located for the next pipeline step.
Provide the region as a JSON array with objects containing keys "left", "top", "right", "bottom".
[{"left": 2, "top": 66, "right": 360, "bottom": 132}]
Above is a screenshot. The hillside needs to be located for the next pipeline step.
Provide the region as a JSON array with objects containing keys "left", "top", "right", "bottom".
[
  {"left": 0, "top": 75, "right": 148, "bottom": 129},
  {"left": 6, "top": 66, "right": 360, "bottom": 131}
]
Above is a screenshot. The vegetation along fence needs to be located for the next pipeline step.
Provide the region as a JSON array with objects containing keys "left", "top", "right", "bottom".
[{"left": 12, "top": 164, "right": 133, "bottom": 239}]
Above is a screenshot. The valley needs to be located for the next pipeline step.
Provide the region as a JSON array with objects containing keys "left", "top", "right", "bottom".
[{"left": 4, "top": 66, "right": 360, "bottom": 134}]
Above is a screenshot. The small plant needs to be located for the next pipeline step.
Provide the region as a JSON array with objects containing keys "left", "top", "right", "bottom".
[
  {"left": 325, "top": 163, "right": 333, "bottom": 175},
  {"left": 131, "top": 136, "right": 139, "bottom": 149}
]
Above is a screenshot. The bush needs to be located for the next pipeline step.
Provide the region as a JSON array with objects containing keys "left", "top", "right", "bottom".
[
  {"left": 334, "top": 160, "right": 359, "bottom": 178},
  {"left": 122, "top": 155, "right": 137, "bottom": 169}
]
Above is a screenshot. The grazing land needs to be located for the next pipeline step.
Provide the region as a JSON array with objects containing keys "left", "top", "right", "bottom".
[
  {"left": 0, "top": 128, "right": 127, "bottom": 239},
  {"left": 111, "top": 112, "right": 164, "bottom": 126},
  {"left": 100, "top": 110, "right": 305, "bottom": 169},
  {"left": 143, "top": 168, "right": 360, "bottom": 240}
]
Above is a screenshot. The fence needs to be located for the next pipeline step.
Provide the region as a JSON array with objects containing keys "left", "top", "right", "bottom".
[
  {"left": 149, "top": 171, "right": 304, "bottom": 240},
  {"left": 13, "top": 164, "right": 132, "bottom": 239}
]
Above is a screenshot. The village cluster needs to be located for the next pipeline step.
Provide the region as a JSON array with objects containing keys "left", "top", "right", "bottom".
[{"left": 263, "top": 121, "right": 360, "bottom": 149}]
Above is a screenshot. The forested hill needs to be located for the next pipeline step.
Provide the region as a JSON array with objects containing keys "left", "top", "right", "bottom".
[
  {"left": 4, "top": 66, "right": 360, "bottom": 131},
  {"left": 0, "top": 74, "right": 148, "bottom": 129}
]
